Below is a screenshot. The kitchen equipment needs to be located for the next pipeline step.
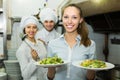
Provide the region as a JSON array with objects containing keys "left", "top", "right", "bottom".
[
  {"left": 3, "top": 60, "right": 22, "bottom": 80},
  {"left": 95, "top": 64, "right": 120, "bottom": 80},
  {"left": 111, "top": 64, "right": 120, "bottom": 80},
  {"left": 0, "top": 72, "right": 7, "bottom": 80}
]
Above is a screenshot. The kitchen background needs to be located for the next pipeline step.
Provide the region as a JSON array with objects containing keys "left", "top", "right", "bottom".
[{"left": 0, "top": 0, "right": 120, "bottom": 80}]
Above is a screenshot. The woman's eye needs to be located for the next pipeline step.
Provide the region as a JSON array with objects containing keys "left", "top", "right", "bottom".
[
  {"left": 63, "top": 16, "right": 68, "bottom": 19},
  {"left": 72, "top": 16, "right": 77, "bottom": 19},
  {"left": 26, "top": 26, "right": 30, "bottom": 28},
  {"left": 33, "top": 26, "right": 37, "bottom": 28}
]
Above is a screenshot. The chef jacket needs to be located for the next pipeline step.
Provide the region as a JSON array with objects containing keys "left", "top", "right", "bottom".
[
  {"left": 35, "top": 28, "right": 61, "bottom": 45},
  {"left": 16, "top": 38, "right": 47, "bottom": 80},
  {"left": 47, "top": 34, "right": 96, "bottom": 80}
]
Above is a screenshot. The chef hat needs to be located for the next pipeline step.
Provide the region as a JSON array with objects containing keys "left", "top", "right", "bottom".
[
  {"left": 40, "top": 8, "right": 58, "bottom": 24},
  {"left": 20, "top": 16, "right": 40, "bottom": 34}
]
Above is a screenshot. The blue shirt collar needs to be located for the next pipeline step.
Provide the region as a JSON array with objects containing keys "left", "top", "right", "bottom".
[{"left": 60, "top": 34, "right": 81, "bottom": 41}]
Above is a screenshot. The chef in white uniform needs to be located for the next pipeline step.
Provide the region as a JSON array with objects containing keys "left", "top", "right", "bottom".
[
  {"left": 16, "top": 16, "right": 47, "bottom": 80},
  {"left": 35, "top": 8, "right": 61, "bottom": 46}
]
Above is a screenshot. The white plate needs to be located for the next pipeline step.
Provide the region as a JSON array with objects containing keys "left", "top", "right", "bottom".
[
  {"left": 35, "top": 61, "right": 68, "bottom": 67},
  {"left": 72, "top": 60, "right": 115, "bottom": 70}
]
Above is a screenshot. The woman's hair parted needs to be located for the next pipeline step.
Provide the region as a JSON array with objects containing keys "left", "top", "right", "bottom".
[{"left": 62, "top": 4, "right": 91, "bottom": 47}]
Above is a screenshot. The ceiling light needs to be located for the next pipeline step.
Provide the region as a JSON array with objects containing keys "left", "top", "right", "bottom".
[{"left": 91, "top": 0, "right": 103, "bottom": 4}]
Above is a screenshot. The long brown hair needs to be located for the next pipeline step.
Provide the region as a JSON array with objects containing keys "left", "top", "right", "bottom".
[{"left": 62, "top": 4, "right": 91, "bottom": 47}]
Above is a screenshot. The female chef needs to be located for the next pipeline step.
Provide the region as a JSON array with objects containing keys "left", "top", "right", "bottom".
[{"left": 16, "top": 16, "right": 47, "bottom": 80}]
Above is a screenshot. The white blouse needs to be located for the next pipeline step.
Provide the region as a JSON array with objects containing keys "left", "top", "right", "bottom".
[{"left": 47, "top": 35, "right": 96, "bottom": 80}]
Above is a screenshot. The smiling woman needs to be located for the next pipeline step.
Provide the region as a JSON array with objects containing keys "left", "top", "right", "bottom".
[
  {"left": 47, "top": 4, "right": 96, "bottom": 80},
  {"left": 16, "top": 16, "right": 47, "bottom": 80}
]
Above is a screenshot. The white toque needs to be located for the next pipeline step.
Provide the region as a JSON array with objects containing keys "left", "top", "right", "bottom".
[{"left": 39, "top": 8, "right": 58, "bottom": 24}]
